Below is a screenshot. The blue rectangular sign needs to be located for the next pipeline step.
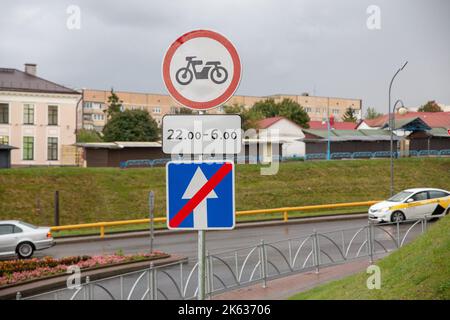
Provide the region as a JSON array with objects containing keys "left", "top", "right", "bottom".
[{"left": 166, "top": 161, "right": 235, "bottom": 230}]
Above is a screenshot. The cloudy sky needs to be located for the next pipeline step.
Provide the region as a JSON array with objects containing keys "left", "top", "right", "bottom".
[{"left": 1, "top": 0, "right": 449, "bottom": 113}]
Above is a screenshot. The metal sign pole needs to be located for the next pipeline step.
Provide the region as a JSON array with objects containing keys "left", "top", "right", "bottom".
[
  {"left": 162, "top": 29, "right": 240, "bottom": 302},
  {"left": 198, "top": 229, "right": 206, "bottom": 300},
  {"left": 197, "top": 113, "right": 206, "bottom": 300},
  {"left": 149, "top": 191, "right": 155, "bottom": 254}
]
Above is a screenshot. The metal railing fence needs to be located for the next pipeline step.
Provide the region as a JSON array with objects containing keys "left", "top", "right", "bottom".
[{"left": 19, "top": 215, "right": 444, "bottom": 300}]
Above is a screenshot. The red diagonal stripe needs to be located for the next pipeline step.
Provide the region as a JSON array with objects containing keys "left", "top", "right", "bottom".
[{"left": 169, "top": 162, "right": 232, "bottom": 228}]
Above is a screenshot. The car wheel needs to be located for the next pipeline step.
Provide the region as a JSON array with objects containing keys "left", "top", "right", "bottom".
[
  {"left": 17, "top": 242, "right": 34, "bottom": 259},
  {"left": 446, "top": 208, "right": 450, "bottom": 216},
  {"left": 391, "top": 211, "right": 405, "bottom": 223}
]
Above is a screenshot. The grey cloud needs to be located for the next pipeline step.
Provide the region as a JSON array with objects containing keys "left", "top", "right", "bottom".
[{"left": 0, "top": 0, "right": 449, "bottom": 113}]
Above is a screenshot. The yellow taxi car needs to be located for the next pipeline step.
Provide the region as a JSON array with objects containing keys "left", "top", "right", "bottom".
[{"left": 369, "top": 188, "right": 450, "bottom": 222}]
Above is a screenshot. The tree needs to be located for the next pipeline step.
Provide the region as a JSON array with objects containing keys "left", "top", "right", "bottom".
[
  {"left": 251, "top": 98, "right": 310, "bottom": 128},
  {"left": 365, "top": 107, "right": 382, "bottom": 119},
  {"left": 342, "top": 107, "right": 357, "bottom": 122},
  {"left": 278, "top": 98, "right": 310, "bottom": 128},
  {"left": 105, "top": 88, "right": 123, "bottom": 118},
  {"left": 252, "top": 99, "right": 279, "bottom": 118},
  {"left": 223, "top": 104, "right": 263, "bottom": 131},
  {"left": 76, "top": 129, "right": 103, "bottom": 143},
  {"left": 224, "top": 98, "right": 310, "bottom": 129},
  {"left": 102, "top": 109, "right": 159, "bottom": 142},
  {"left": 417, "top": 100, "right": 442, "bottom": 112}
]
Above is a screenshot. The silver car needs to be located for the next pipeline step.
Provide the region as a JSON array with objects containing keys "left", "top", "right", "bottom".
[{"left": 0, "top": 220, "right": 55, "bottom": 259}]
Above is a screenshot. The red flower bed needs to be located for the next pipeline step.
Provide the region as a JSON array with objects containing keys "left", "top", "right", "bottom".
[{"left": 0, "top": 251, "right": 166, "bottom": 287}]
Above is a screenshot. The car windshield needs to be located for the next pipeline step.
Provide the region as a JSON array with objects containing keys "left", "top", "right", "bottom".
[
  {"left": 388, "top": 191, "right": 414, "bottom": 202},
  {"left": 18, "top": 221, "right": 38, "bottom": 229}
]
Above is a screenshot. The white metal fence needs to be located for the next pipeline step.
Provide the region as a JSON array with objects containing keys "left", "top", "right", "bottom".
[{"left": 18, "top": 216, "right": 441, "bottom": 300}]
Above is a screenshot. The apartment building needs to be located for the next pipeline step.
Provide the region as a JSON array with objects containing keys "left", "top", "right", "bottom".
[
  {"left": 0, "top": 64, "right": 81, "bottom": 166},
  {"left": 81, "top": 89, "right": 362, "bottom": 131}
]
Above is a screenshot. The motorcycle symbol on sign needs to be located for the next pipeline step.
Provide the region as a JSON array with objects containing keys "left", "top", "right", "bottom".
[{"left": 175, "top": 56, "right": 228, "bottom": 85}]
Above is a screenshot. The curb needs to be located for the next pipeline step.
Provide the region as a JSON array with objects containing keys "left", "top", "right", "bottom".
[
  {"left": 55, "top": 213, "right": 368, "bottom": 245},
  {"left": 0, "top": 254, "right": 188, "bottom": 300}
]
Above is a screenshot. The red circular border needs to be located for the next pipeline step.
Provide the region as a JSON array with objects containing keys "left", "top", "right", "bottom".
[{"left": 162, "top": 30, "right": 241, "bottom": 110}]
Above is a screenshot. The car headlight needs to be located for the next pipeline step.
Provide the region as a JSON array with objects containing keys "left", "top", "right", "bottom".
[{"left": 371, "top": 207, "right": 390, "bottom": 214}]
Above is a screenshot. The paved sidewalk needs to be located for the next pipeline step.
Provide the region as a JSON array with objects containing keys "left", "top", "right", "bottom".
[{"left": 213, "top": 259, "right": 371, "bottom": 300}]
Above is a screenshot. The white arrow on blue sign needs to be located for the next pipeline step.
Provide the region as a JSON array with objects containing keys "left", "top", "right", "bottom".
[{"left": 166, "top": 161, "right": 235, "bottom": 230}]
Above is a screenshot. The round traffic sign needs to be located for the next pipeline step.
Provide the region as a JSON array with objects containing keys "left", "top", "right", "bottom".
[{"left": 162, "top": 30, "right": 241, "bottom": 110}]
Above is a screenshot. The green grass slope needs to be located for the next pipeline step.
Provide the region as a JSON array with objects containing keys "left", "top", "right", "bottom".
[
  {"left": 290, "top": 215, "right": 450, "bottom": 300},
  {"left": 0, "top": 158, "right": 449, "bottom": 226}
]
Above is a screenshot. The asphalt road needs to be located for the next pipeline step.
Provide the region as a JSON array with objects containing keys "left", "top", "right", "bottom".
[
  {"left": 30, "top": 216, "right": 429, "bottom": 299},
  {"left": 42, "top": 217, "right": 375, "bottom": 259}
]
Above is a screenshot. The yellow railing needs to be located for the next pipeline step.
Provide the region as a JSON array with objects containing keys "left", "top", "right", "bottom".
[{"left": 50, "top": 200, "right": 380, "bottom": 238}]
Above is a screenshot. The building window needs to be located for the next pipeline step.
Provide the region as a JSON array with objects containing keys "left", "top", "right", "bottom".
[
  {"left": 153, "top": 107, "right": 161, "bottom": 114},
  {"left": 47, "top": 137, "right": 58, "bottom": 161},
  {"left": 92, "top": 114, "right": 105, "bottom": 121},
  {"left": 84, "top": 102, "right": 92, "bottom": 109},
  {"left": 93, "top": 102, "right": 102, "bottom": 110},
  {"left": 0, "top": 135, "right": 9, "bottom": 145},
  {"left": 48, "top": 105, "right": 58, "bottom": 125},
  {"left": 0, "top": 103, "right": 8, "bottom": 124},
  {"left": 315, "top": 108, "right": 320, "bottom": 113},
  {"left": 23, "top": 104, "right": 34, "bottom": 125},
  {"left": 305, "top": 107, "right": 312, "bottom": 113},
  {"left": 332, "top": 109, "right": 340, "bottom": 114},
  {"left": 23, "top": 136, "right": 34, "bottom": 160}
]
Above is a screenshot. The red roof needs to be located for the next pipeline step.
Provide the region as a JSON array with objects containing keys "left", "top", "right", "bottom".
[
  {"left": 361, "top": 112, "right": 450, "bottom": 128},
  {"left": 308, "top": 121, "right": 357, "bottom": 130},
  {"left": 256, "top": 116, "right": 285, "bottom": 129}
]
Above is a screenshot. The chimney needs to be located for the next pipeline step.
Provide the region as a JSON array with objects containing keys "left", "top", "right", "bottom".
[{"left": 24, "top": 63, "right": 37, "bottom": 76}]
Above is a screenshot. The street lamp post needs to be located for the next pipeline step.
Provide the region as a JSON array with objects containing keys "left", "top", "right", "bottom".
[
  {"left": 388, "top": 61, "right": 408, "bottom": 196},
  {"left": 392, "top": 98, "right": 405, "bottom": 154}
]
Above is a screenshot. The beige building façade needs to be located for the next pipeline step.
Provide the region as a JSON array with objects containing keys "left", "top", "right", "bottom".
[
  {"left": 81, "top": 89, "right": 362, "bottom": 131},
  {"left": 0, "top": 64, "right": 81, "bottom": 166}
]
